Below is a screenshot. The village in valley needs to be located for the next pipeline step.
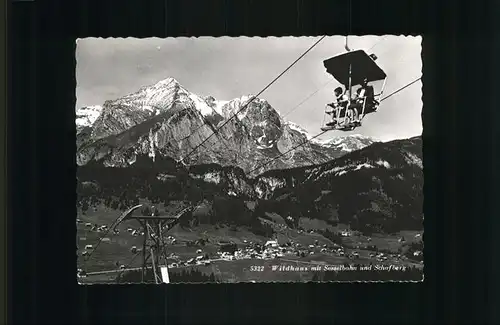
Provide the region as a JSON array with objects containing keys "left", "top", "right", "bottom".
[{"left": 77, "top": 210, "right": 423, "bottom": 282}]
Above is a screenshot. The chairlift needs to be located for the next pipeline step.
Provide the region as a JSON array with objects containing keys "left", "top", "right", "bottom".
[{"left": 321, "top": 46, "right": 388, "bottom": 132}]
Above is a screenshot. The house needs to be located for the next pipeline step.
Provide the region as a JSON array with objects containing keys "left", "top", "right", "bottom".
[
  {"left": 265, "top": 240, "right": 278, "bottom": 248},
  {"left": 340, "top": 230, "right": 351, "bottom": 237}
]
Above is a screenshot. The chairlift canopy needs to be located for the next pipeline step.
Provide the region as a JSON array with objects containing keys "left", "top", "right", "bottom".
[{"left": 323, "top": 50, "right": 387, "bottom": 87}]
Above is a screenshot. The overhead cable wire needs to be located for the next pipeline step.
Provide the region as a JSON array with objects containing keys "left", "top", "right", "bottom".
[
  {"left": 247, "top": 75, "right": 422, "bottom": 176},
  {"left": 380, "top": 77, "right": 421, "bottom": 102},
  {"left": 81, "top": 36, "right": 328, "bottom": 162},
  {"left": 367, "top": 36, "right": 388, "bottom": 52},
  {"left": 247, "top": 130, "right": 330, "bottom": 176},
  {"left": 179, "top": 36, "right": 327, "bottom": 163},
  {"left": 115, "top": 251, "right": 143, "bottom": 282},
  {"left": 80, "top": 36, "right": 332, "bottom": 263},
  {"left": 282, "top": 79, "right": 334, "bottom": 118},
  {"left": 83, "top": 49, "right": 420, "bottom": 263}
]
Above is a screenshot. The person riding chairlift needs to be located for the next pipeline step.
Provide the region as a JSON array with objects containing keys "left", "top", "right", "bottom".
[
  {"left": 351, "top": 77, "right": 377, "bottom": 122},
  {"left": 326, "top": 87, "right": 349, "bottom": 127}
]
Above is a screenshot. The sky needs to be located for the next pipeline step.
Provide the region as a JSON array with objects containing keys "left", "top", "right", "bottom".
[{"left": 76, "top": 36, "right": 422, "bottom": 142}]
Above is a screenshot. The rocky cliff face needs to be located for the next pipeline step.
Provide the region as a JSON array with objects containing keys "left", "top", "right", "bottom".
[{"left": 76, "top": 77, "right": 375, "bottom": 174}]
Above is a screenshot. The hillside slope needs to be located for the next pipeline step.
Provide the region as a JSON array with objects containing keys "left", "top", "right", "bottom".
[{"left": 77, "top": 136, "right": 423, "bottom": 234}]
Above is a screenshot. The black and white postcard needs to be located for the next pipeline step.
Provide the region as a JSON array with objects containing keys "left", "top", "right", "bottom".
[{"left": 76, "top": 36, "right": 423, "bottom": 284}]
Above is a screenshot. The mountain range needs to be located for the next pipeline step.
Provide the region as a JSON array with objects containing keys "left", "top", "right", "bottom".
[
  {"left": 76, "top": 77, "right": 423, "bottom": 235},
  {"left": 76, "top": 77, "right": 376, "bottom": 175}
]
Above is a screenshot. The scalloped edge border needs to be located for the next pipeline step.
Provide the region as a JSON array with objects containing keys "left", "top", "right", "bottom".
[{"left": 75, "top": 34, "right": 424, "bottom": 285}]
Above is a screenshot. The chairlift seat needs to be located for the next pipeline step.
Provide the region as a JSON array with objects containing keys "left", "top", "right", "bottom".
[{"left": 321, "top": 49, "right": 387, "bottom": 132}]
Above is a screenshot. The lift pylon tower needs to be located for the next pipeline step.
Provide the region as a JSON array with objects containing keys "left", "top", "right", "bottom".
[{"left": 112, "top": 204, "right": 195, "bottom": 284}]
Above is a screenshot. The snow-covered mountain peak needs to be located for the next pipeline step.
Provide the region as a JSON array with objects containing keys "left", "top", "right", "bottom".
[
  {"left": 76, "top": 105, "right": 103, "bottom": 128},
  {"left": 108, "top": 77, "right": 181, "bottom": 112},
  {"left": 185, "top": 92, "right": 220, "bottom": 118},
  {"left": 217, "top": 94, "right": 255, "bottom": 120},
  {"left": 286, "top": 121, "right": 314, "bottom": 140},
  {"left": 156, "top": 77, "right": 179, "bottom": 86},
  {"left": 314, "top": 134, "right": 376, "bottom": 152},
  {"left": 139, "top": 77, "right": 182, "bottom": 93},
  {"left": 240, "top": 94, "right": 255, "bottom": 102},
  {"left": 78, "top": 77, "right": 386, "bottom": 173}
]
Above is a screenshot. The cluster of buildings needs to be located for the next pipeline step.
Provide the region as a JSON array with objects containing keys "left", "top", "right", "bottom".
[
  {"left": 77, "top": 213, "right": 425, "bottom": 277},
  {"left": 212, "top": 239, "right": 350, "bottom": 262},
  {"left": 167, "top": 250, "right": 211, "bottom": 268}
]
